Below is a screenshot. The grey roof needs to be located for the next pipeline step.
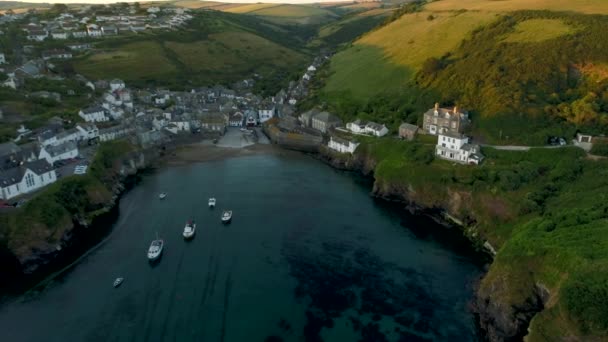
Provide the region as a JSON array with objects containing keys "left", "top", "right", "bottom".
[
  {"left": 365, "top": 122, "right": 385, "bottom": 131},
  {"left": 0, "top": 142, "right": 21, "bottom": 157},
  {"left": 461, "top": 143, "right": 480, "bottom": 152},
  {"left": 399, "top": 123, "right": 419, "bottom": 131},
  {"left": 38, "top": 129, "right": 59, "bottom": 141},
  {"left": 45, "top": 141, "right": 77, "bottom": 157},
  {"left": 313, "top": 111, "right": 340, "bottom": 124},
  {"left": 56, "top": 128, "right": 78, "bottom": 140},
  {"left": 81, "top": 106, "right": 105, "bottom": 114},
  {"left": 0, "top": 160, "right": 53, "bottom": 187}
]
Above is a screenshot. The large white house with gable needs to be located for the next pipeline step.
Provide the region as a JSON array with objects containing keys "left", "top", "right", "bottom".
[
  {"left": 435, "top": 132, "right": 484, "bottom": 165},
  {"left": 328, "top": 136, "right": 359, "bottom": 154},
  {"left": 79, "top": 106, "right": 108, "bottom": 122},
  {"left": 38, "top": 141, "right": 78, "bottom": 165},
  {"left": 0, "top": 160, "right": 57, "bottom": 200}
]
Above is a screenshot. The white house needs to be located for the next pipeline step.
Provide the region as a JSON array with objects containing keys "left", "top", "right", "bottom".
[
  {"left": 39, "top": 141, "right": 78, "bottom": 164},
  {"left": 72, "top": 30, "right": 88, "bottom": 38},
  {"left": 346, "top": 120, "right": 388, "bottom": 137},
  {"left": 288, "top": 98, "right": 297, "bottom": 106},
  {"left": 170, "top": 120, "right": 191, "bottom": 132},
  {"left": 229, "top": 112, "right": 244, "bottom": 127},
  {"left": 245, "top": 110, "right": 258, "bottom": 127},
  {"left": 109, "top": 79, "right": 126, "bottom": 91},
  {"left": 79, "top": 106, "right": 108, "bottom": 122},
  {"left": 42, "top": 49, "right": 72, "bottom": 60},
  {"left": 99, "top": 125, "right": 134, "bottom": 142},
  {"left": 76, "top": 123, "right": 99, "bottom": 141},
  {"left": 0, "top": 160, "right": 57, "bottom": 200},
  {"left": 27, "top": 30, "right": 48, "bottom": 41},
  {"left": 346, "top": 120, "right": 367, "bottom": 134},
  {"left": 435, "top": 132, "right": 484, "bottom": 165},
  {"left": 54, "top": 128, "right": 82, "bottom": 145},
  {"left": 258, "top": 106, "right": 275, "bottom": 124},
  {"left": 0, "top": 53, "right": 5, "bottom": 64},
  {"left": 328, "top": 136, "right": 359, "bottom": 154},
  {"left": 50, "top": 30, "right": 68, "bottom": 40},
  {"left": 87, "top": 25, "right": 103, "bottom": 37},
  {"left": 307, "top": 65, "right": 317, "bottom": 72},
  {"left": 365, "top": 122, "right": 389, "bottom": 137},
  {"left": 302, "top": 73, "right": 311, "bottom": 81}
]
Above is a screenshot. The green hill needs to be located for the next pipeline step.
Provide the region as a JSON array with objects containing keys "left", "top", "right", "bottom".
[
  {"left": 224, "top": 3, "right": 339, "bottom": 25},
  {"left": 73, "top": 11, "right": 308, "bottom": 94},
  {"left": 319, "top": 0, "right": 608, "bottom": 145}
]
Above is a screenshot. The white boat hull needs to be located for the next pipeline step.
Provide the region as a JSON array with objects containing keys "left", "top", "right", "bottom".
[{"left": 183, "top": 224, "right": 196, "bottom": 239}]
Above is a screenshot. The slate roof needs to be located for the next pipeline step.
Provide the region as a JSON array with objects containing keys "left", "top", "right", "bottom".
[
  {"left": 0, "top": 160, "right": 53, "bottom": 187},
  {"left": 45, "top": 141, "right": 77, "bottom": 157},
  {"left": 0, "top": 142, "right": 21, "bottom": 157}
]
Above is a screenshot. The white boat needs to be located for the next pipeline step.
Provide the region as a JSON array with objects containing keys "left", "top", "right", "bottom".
[
  {"left": 208, "top": 198, "right": 216, "bottom": 208},
  {"left": 159, "top": 192, "right": 167, "bottom": 200},
  {"left": 183, "top": 220, "right": 196, "bottom": 239},
  {"left": 147, "top": 236, "right": 164, "bottom": 261},
  {"left": 221, "top": 210, "right": 232, "bottom": 223},
  {"left": 113, "top": 277, "right": 124, "bottom": 288}
]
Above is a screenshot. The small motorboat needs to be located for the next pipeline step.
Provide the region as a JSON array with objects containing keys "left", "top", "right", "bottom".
[
  {"left": 147, "top": 235, "right": 164, "bottom": 261},
  {"left": 183, "top": 220, "right": 196, "bottom": 239},
  {"left": 113, "top": 277, "right": 124, "bottom": 288},
  {"left": 221, "top": 210, "right": 232, "bottom": 223},
  {"left": 208, "top": 198, "right": 216, "bottom": 208},
  {"left": 159, "top": 192, "right": 167, "bottom": 200}
]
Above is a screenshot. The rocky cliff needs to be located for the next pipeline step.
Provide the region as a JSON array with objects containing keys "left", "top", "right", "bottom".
[{"left": 318, "top": 146, "right": 544, "bottom": 341}]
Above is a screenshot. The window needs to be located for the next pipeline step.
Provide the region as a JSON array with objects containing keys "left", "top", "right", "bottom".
[{"left": 25, "top": 173, "right": 35, "bottom": 188}]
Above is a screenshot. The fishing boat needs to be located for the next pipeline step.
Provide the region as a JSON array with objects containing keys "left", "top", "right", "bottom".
[
  {"left": 147, "top": 235, "right": 164, "bottom": 261},
  {"left": 208, "top": 198, "right": 216, "bottom": 208},
  {"left": 221, "top": 210, "right": 232, "bottom": 223},
  {"left": 113, "top": 277, "right": 124, "bottom": 288},
  {"left": 159, "top": 192, "right": 167, "bottom": 200},
  {"left": 183, "top": 220, "right": 196, "bottom": 239}
]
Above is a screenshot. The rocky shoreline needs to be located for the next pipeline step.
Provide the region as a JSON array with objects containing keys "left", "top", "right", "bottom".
[{"left": 314, "top": 146, "right": 544, "bottom": 342}]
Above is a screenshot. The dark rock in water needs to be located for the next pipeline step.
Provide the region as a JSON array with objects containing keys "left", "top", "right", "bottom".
[{"left": 264, "top": 336, "right": 284, "bottom": 342}]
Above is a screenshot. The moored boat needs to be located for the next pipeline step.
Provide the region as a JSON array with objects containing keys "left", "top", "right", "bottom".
[
  {"left": 159, "top": 192, "right": 167, "bottom": 200},
  {"left": 147, "top": 236, "right": 164, "bottom": 261},
  {"left": 221, "top": 210, "right": 232, "bottom": 223},
  {"left": 113, "top": 277, "right": 124, "bottom": 288},
  {"left": 208, "top": 198, "right": 216, "bottom": 208},
  {"left": 183, "top": 220, "right": 196, "bottom": 239}
]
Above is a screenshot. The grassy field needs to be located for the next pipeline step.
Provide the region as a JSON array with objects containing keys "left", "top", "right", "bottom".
[
  {"left": 426, "top": 0, "right": 608, "bottom": 15},
  {"left": 224, "top": 3, "right": 338, "bottom": 25},
  {"left": 74, "top": 41, "right": 177, "bottom": 83},
  {"left": 502, "top": 19, "right": 578, "bottom": 43},
  {"left": 323, "top": 10, "right": 494, "bottom": 99},
  {"left": 166, "top": 31, "right": 305, "bottom": 75}
]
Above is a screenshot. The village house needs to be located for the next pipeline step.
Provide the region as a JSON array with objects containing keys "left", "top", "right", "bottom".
[
  {"left": 312, "top": 112, "right": 342, "bottom": 134},
  {"left": 435, "top": 132, "right": 484, "bottom": 165},
  {"left": 346, "top": 119, "right": 388, "bottom": 137},
  {"left": 328, "top": 136, "right": 359, "bottom": 154},
  {"left": 54, "top": 128, "right": 82, "bottom": 145},
  {"left": 0, "top": 160, "right": 57, "bottom": 200},
  {"left": 27, "top": 30, "right": 48, "bottom": 41},
  {"left": 101, "top": 25, "right": 118, "bottom": 35},
  {"left": 38, "top": 141, "right": 78, "bottom": 165},
  {"left": 258, "top": 105, "right": 276, "bottom": 124},
  {"left": 0, "top": 52, "right": 5, "bottom": 64},
  {"left": 110, "top": 79, "right": 126, "bottom": 91},
  {"left": 399, "top": 123, "right": 419, "bottom": 141},
  {"left": 50, "top": 30, "right": 68, "bottom": 39},
  {"left": 99, "top": 125, "right": 134, "bottom": 142},
  {"left": 42, "top": 49, "right": 72, "bottom": 60},
  {"left": 86, "top": 25, "right": 103, "bottom": 37},
  {"left": 307, "top": 65, "right": 317, "bottom": 73},
  {"left": 299, "top": 108, "right": 319, "bottom": 127},
  {"left": 200, "top": 113, "right": 226, "bottom": 133},
  {"left": 423, "top": 103, "right": 470, "bottom": 135},
  {"left": 229, "top": 112, "right": 244, "bottom": 127},
  {"left": 72, "top": 30, "right": 88, "bottom": 38},
  {"left": 245, "top": 110, "right": 258, "bottom": 127},
  {"left": 76, "top": 123, "right": 99, "bottom": 141},
  {"left": 137, "top": 129, "right": 165, "bottom": 147},
  {"left": 365, "top": 122, "right": 389, "bottom": 137},
  {"left": 79, "top": 106, "right": 108, "bottom": 122}
]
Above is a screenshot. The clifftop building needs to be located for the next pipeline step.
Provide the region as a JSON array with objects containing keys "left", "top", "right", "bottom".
[{"left": 423, "top": 103, "right": 469, "bottom": 136}]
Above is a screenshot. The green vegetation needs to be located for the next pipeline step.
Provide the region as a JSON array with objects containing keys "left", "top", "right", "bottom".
[
  {"left": 349, "top": 136, "right": 608, "bottom": 339},
  {"left": 0, "top": 140, "right": 133, "bottom": 261},
  {"left": 312, "top": 8, "right": 392, "bottom": 48},
  {"left": 502, "top": 19, "right": 578, "bottom": 43},
  {"left": 319, "top": 7, "right": 608, "bottom": 145},
  {"left": 224, "top": 4, "right": 337, "bottom": 25},
  {"left": 73, "top": 11, "right": 309, "bottom": 93}
]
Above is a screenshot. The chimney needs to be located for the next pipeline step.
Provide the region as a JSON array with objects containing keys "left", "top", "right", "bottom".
[
  {"left": 453, "top": 106, "right": 458, "bottom": 114},
  {"left": 434, "top": 102, "right": 439, "bottom": 111}
]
